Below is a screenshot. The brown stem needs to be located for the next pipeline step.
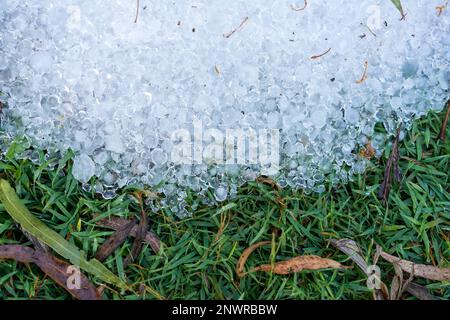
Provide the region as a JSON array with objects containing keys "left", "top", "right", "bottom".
[
  {"left": 378, "top": 125, "right": 402, "bottom": 205},
  {"left": 310, "top": 48, "right": 331, "bottom": 60},
  {"left": 439, "top": 100, "right": 450, "bottom": 141}
]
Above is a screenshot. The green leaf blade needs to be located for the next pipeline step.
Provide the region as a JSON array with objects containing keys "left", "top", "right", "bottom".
[{"left": 0, "top": 179, "right": 128, "bottom": 290}]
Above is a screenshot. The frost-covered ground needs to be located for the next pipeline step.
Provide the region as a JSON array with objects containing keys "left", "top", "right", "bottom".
[{"left": 0, "top": 0, "right": 449, "bottom": 216}]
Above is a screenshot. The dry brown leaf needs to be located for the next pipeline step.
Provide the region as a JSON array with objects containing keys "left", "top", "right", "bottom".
[
  {"left": 380, "top": 251, "right": 450, "bottom": 281},
  {"left": 237, "top": 241, "right": 348, "bottom": 277},
  {"left": 372, "top": 243, "right": 437, "bottom": 300},
  {"left": 95, "top": 218, "right": 135, "bottom": 262},
  {"left": 359, "top": 142, "right": 376, "bottom": 160},
  {"left": 0, "top": 245, "right": 101, "bottom": 300},
  {"left": 391, "top": 261, "right": 415, "bottom": 300},
  {"left": 372, "top": 281, "right": 390, "bottom": 300},
  {"left": 94, "top": 216, "right": 161, "bottom": 253},
  {"left": 330, "top": 238, "right": 368, "bottom": 272},
  {"left": 332, "top": 240, "right": 438, "bottom": 300},
  {"left": 330, "top": 238, "right": 390, "bottom": 300},
  {"left": 405, "top": 282, "right": 436, "bottom": 300},
  {"left": 373, "top": 242, "right": 382, "bottom": 265},
  {"left": 390, "top": 263, "right": 404, "bottom": 300},
  {"left": 123, "top": 193, "right": 150, "bottom": 268},
  {"left": 256, "top": 176, "right": 281, "bottom": 191},
  {"left": 254, "top": 255, "right": 348, "bottom": 275}
]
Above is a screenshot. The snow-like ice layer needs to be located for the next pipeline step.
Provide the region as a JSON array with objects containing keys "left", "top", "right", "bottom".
[{"left": 0, "top": 0, "right": 449, "bottom": 216}]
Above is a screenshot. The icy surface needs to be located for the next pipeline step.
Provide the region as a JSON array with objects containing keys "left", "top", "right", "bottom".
[{"left": 0, "top": 0, "right": 449, "bottom": 216}]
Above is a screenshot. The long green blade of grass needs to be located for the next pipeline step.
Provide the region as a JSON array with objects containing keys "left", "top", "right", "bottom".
[
  {"left": 390, "top": 0, "right": 404, "bottom": 15},
  {"left": 0, "top": 179, "right": 129, "bottom": 291}
]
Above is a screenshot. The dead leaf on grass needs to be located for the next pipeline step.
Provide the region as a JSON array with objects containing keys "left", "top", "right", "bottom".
[
  {"left": 237, "top": 241, "right": 348, "bottom": 277},
  {"left": 254, "top": 255, "right": 348, "bottom": 275},
  {"left": 330, "top": 238, "right": 389, "bottom": 300},
  {"left": 95, "top": 218, "right": 136, "bottom": 262},
  {"left": 0, "top": 245, "right": 101, "bottom": 300},
  {"left": 123, "top": 192, "right": 150, "bottom": 268},
  {"left": 405, "top": 282, "right": 436, "bottom": 300},
  {"left": 94, "top": 216, "right": 161, "bottom": 253},
  {"left": 380, "top": 250, "right": 450, "bottom": 281},
  {"left": 330, "top": 238, "right": 368, "bottom": 272}
]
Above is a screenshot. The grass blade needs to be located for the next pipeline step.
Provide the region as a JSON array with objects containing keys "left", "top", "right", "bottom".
[{"left": 0, "top": 179, "right": 129, "bottom": 290}]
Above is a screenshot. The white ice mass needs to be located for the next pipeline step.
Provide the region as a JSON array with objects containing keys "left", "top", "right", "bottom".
[{"left": 0, "top": 0, "right": 449, "bottom": 216}]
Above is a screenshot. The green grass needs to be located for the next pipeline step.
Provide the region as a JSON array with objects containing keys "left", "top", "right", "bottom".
[{"left": 0, "top": 109, "right": 449, "bottom": 300}]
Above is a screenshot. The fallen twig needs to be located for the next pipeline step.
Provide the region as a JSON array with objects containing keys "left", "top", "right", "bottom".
[{"left": 438, "top": 100, "right": 450, "bottom": 141}]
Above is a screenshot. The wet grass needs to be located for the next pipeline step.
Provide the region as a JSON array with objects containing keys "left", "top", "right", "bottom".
[{"left": 0, "top": 109, "right": 449, "bottom": 300}]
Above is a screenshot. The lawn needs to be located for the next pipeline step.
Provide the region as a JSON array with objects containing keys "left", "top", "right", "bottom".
[{"left": 0, "top": 107, "right": 449, "bottom": 300}]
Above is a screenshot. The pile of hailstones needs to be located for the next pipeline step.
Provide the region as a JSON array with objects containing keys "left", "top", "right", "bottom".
[{"left": 0, "top": 0, "right": 448, "bottom": 216}]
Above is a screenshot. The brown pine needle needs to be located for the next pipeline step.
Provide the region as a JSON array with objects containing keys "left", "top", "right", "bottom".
[
  {"left": 134, "top": 0, "right": 140, "bottom": 23},
  {"left": 310, "top": 48, "right": 331, "bottom": 60},
  {"left": 356, "top": 61, "right": 369, "bottom": 84},
  {"left": 224, "top": 16, "right": 249, "bottom": 38},
  {"left": 291, "top": 1, "right": 308, "bottom": 11}
]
